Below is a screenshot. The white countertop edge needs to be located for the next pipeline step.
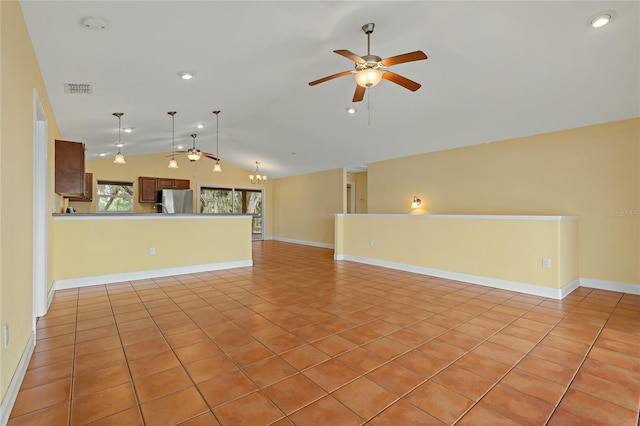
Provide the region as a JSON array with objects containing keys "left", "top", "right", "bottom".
[
  {"left": 335, "top": 214, "right": 579, "bottom": 221},
  {"left": 53, "top": 214, "right": 253, "bottom": 221}
]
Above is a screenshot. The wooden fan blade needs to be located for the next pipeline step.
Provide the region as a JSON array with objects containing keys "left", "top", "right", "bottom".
[
  {"left": 309, "top": 70, "right": 353, "bottom": 86},
  {"left": 380, "top": 51, "right": 427, "bottom": 67},
  {"left": 352, "top": 85, "right": 365, "bottom": 103},
  {"left": 334, "top": 49, "right": 365, "bottom": 63},
  {"left": 200, "top": 152, "right": 220, "bottom": 161},
  {"left": 382, "top": 71, "right": 422, "bottom": 91}
]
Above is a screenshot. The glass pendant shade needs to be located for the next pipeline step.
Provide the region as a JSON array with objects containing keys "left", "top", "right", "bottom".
[
  {"left": 355, "top": 68, "right": 383, "bottom": 88},
  {"left": 113, "top": 151, "right": 126, "bottom": 164},
  {"left": 168, "top": 157, "right": 178, "bottom": 168},
  {"left": 213, "top": 161, "right": 222, "bottom": 172}
]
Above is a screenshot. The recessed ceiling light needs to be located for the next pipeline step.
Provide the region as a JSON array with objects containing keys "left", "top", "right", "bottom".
[
  {"left": 98, "top": 152, "right": 107, "bottom": 157},
  {"left": 346, "top": 107, "right": 357, "bottom": 114},
  {"left": 178, "top": 71, "right": 194, "bottom": 80},
  {"left": 116, "top": 143, "right": 124, "bottom": 148},
  {"left": 197, "top": 124, "right": 204, "bottom": 129},
  {"left": 177, "top": 145, "right": 184, "bottom": 150},
  {"left": 123, "top": 127, "right": 134, "bottom": 133},
  {"left": 588, "top": 10, "right": 616, "bottom": 28}
]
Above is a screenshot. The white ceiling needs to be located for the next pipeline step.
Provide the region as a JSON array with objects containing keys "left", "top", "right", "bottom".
[{"left": 20, "top": 1, "right": 639, "bottom": 178}]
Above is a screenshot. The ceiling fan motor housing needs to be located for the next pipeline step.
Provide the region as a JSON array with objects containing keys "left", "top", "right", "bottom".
[{"left": 356, "top": 55, "right": 383, "bottom": 71}]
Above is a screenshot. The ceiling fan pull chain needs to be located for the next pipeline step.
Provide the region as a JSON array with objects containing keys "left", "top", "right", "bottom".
[{"left": 368, "top": 89, "right": 371, "bottom": 126}]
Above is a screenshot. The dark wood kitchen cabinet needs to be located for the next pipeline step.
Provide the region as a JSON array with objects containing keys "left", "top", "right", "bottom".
[
  {"left": 138, "top": 176, "right": 158, "bottom": 203},
  {"left": 157, "top": 178, "right": 190, "bottom": 189},
  {"left": 138, "top": 176, "right": 191, "bottom": 203},
  {"left": 55, "top": 139, "right": 85, "bottom": 196},
  {"left": 67, "top": 173, "right": 93, "bottom": 202}
]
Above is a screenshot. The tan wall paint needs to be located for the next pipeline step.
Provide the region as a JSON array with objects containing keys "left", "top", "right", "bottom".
[
  {"left": 54, "top": 216, "right": 252, "bottom": 281},
  {"left": 69, "top": 152, "right": 274, "bottom": 238},
  {"left": 273, "top": 168, "right": 345, "bottom": 245},
  {"left": 368, "top": 119, "right": 639, "bottom": 285},
  {"left": 337, "top": 215, "right": 579, "bottom": 290},
  {"left": 0, "top": 0, "right": 61, "bottom": 400}
]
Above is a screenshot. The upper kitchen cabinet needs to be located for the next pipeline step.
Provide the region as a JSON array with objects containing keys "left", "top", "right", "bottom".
[
  {"left": 67, "top": 173, "right": 93, "bottom": 202},
  {"left": 157, "top": 178, "right": 190, "bottom": 190},
  {"left": 55, "top": 139, "right": 85, "bottom": 196},
  {"left": 138, "top": 176, "right": 158, "bottom": 203}
]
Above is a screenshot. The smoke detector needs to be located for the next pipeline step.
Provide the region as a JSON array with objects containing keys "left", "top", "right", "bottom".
[{"left": 81, "top": 17, "right": 107, "bottom": 31}]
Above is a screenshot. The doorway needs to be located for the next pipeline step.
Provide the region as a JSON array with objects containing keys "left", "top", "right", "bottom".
[{"left": 346, "top": 182, "right": 355, "bottom": 214}]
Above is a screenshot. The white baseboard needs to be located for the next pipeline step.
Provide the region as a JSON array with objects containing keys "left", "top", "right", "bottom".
[
  {"left": 53, "top": 259, "right": 253, "bottom": 290},
  {"left": 0, "top": 332, "right": 35, "bottom": 425},
  {"left": 272, "top": 237, "right": 334, "bottom": 250},
  {"left": 338, "top": 254, "right": 580, "bottom": 300},
  {"left": 580, "top": 277, "right": 640, "bottom": 295}
]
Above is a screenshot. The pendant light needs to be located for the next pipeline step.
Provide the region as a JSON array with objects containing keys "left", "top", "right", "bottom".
[
  {"left": 212, "top": 110, "right": 222, "bottom": 172},
  {"left": 167, "top": 111, "right": 178, "bottom": 168},
  {"left": 112, "top": 112, "right": 126, "bottom": 164},
  {"left": 249, "top": 161, "right": 267, "bottom": 184},
  {"left": 187, "top": 134, "right": 201, "bottom": 161}
]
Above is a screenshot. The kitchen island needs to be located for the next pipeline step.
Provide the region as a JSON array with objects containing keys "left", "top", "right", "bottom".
[{"left": 53, "top": 213, "right": 253, "bottom": 290}]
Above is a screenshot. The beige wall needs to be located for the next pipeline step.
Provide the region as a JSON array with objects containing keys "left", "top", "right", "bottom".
[
  {"left": 54, "top": 216, "right": 252, "bottom": 282},
  {"left": 0, "top": 0, "right": 61, "bottom": 401},
  {"left": 351, "top": 172, "right": 368, "bottom": 214},
  {"left": 70, "top": 152, "right": 274, "bottom": 238},
  {"left": 336, "top": 214, "right": 579, "bottom": 291},
  {"left": 368, "top": 119, "right": 639, "bottom": 285},
  {"left": 273, "top": 168, "right": 345, "bottom": 246}
]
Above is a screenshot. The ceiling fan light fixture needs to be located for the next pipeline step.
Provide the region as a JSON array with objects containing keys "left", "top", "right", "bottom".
[
  {"left": 187, "top": 149, "right": 201, "bottom": 161},
  {"left": 355, "top": 68, "right": 383, "bottom": 88}
]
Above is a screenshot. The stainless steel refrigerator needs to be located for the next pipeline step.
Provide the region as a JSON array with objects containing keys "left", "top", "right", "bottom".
[{"left": 158, "top": 189, "right": 193, "bottom": 213}]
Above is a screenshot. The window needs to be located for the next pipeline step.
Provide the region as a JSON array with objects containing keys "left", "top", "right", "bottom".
[
  {"left": 200, "top": 186, "right": 264, "bottom": 239},
  {"left": 96, "top": 180, "right": 134, "bottom": 213}
]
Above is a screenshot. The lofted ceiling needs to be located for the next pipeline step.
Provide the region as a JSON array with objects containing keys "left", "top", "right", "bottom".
[{"left": 20, "top": 1, "right": 639, "bottom": 178}]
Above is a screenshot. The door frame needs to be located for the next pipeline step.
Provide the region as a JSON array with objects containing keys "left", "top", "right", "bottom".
[{"left": 33, "top": 89, "right": 48, "bottom": 323}]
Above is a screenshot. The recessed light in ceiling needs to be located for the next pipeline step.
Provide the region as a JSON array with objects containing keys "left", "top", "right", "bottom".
[
  {"left": 177, "top": 145, "right": 184, "bottom": 150},
  {"left": 81, "top": 17, "right": 107, "bottom": 31},
  {"left": 346, "top": 107, "right": 357, "bottom": 114},
  {"left": 123, "top": 127, "right": 134, "bottom": 133},
  {"left": 178, "top": 71, "right": 194, "bottom": 80},
  {"left": 588, "top": 10, "right": 616, "bottom": 28},
  {"left": 98, "top": 152, "right": 107, "bottom": 157},
  {"left": 116, "top": 143, "right": 124, "bottom": 148},
  {"left": 197, "top": 124, "right": 204, "bottom": 129}
]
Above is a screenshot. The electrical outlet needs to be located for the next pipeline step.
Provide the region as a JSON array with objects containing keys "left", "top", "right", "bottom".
[
  {"left": 542, "top": 258, "right": 551, "bottom": 269},
  {"left": 369, "top": 240, "right": 374, "bottom": 247},
  {"left": 149, "top": 247, "right": 156, "bottom": 255},
  {"left": 3, "top": 322, "right": 9, "bottom": 348}
]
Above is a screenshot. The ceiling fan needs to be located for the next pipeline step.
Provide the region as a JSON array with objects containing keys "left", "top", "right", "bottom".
[
  {"left": 309, "top": 23, "right": 428, "bottom": 102},
  {"left": 175, "top": 133, "right": 219, "bottom": 162}
]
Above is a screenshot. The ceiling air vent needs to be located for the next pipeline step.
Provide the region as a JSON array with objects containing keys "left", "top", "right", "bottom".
[{"left": 64, "top": 83, "right": 92, "bottom": 94}]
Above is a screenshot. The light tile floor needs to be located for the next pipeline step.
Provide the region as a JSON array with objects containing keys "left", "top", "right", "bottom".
[{"left": 8, "top": 241, "right": 640, "bottom": 425}]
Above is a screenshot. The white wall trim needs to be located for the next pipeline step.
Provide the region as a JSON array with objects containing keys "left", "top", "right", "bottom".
[
  {"left": 53, "top": 213, "right": 253, "bottom": 221},
  {"left": 0, "top": 332, "right": 35, "bottom": 425},
  {"left": 272, "top": 237, "right": 334, "bottom": 250},
  {"left": 54, "top": 259, "right": 253, "bottom": 290},
  {"left": 580, "top": 278, "right": 640, "bottom": 295},
  {"left": 338, "top": 254, "right": 577, "bottom": 299},
  {"left": 334, "top": 213, "right": 578, "bottom": 221}
]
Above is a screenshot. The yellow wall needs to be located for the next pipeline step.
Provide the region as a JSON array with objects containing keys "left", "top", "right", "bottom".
[
  {"left": 273, "top": 168, "right": 345, "bottom": 246},
  {"left": 54, "top": 216, "right": 252, "bottom": 282},
  {"left": 368, "top": 119, "right": 639, "bottom": 285},
  {"left": 349, "top": 171, "right": 368, "bottom": 214},
  {"left": 337, "top": 215, "right": 579, "bottom": 291},
  {"left": 70, "top": 152, "right": 274, "bottom": 238},
  {"left": 0, "top": 0, "right": 61, "bottom": 400}
]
